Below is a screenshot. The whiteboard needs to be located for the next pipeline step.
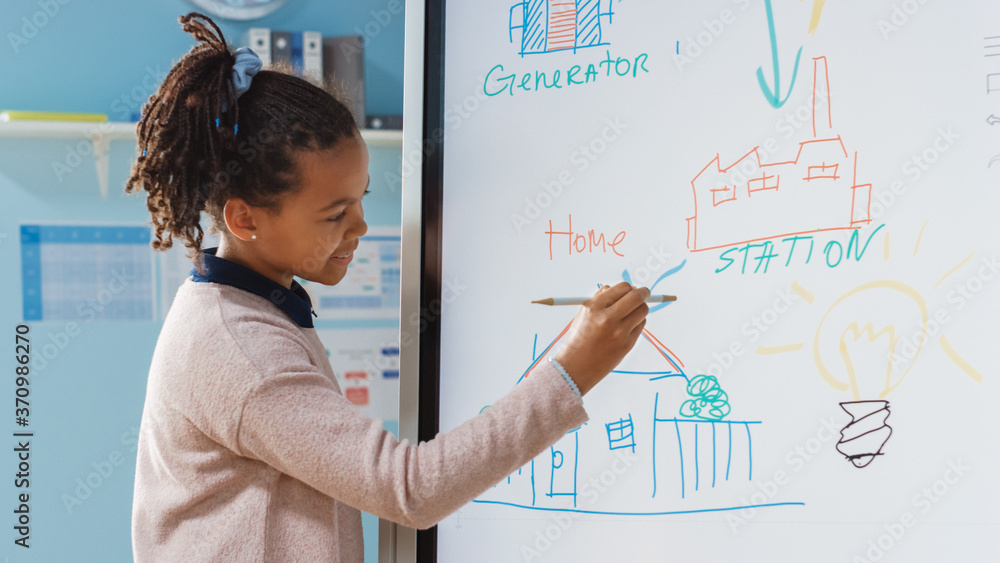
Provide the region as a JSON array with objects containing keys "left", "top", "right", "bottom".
[{"left": 423, "top": 1, "right": 1000, "bottom": 561}]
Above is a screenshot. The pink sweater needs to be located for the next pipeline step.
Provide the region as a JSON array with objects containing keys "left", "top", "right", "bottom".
[{"left": 132, "top": 279, "right": 588, "bottom": 561}]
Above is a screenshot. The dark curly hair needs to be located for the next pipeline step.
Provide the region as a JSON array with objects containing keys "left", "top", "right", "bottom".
[{"left": 125, "top": 12, "right": 358, "bottom": 269}]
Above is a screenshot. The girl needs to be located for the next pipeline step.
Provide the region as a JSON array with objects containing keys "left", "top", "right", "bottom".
[{"left": 127, "top": 13, "right": 649, "bottom": 561}]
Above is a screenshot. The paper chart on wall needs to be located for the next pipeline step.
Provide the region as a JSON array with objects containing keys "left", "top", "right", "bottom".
[{"left": 21, "top": 224, "right": 155, "bottom": 322}]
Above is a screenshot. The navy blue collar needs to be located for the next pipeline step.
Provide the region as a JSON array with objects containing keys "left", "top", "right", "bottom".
[{"left": 190, "top": 247, "right": 316, "bottom": 328}]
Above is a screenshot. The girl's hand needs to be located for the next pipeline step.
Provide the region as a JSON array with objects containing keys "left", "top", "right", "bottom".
[{"left": 552, "top": 282, "right": 650, "bottom": 395}]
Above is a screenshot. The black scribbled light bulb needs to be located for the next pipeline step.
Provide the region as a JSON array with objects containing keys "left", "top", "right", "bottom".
[{"left": 836, "top": 400, "right": 892, "bottom": 468}]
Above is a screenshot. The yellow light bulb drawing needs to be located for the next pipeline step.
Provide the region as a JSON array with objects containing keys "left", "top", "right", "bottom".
[
  {"left": 756, "top": 223, "right": 986, "bottom": 469},
  {"left": 797, "top": 0, "right": 828, "bottom": 37},
  {"left": 813, "top": 281, "right": 929, "bottom": 468}
]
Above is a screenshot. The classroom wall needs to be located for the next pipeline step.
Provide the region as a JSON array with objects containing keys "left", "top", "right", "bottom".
[
  {"left": 0, "top": 0, "right": 404, "bottom": 117},
  {"left": 0, "top": 1, "right": 405, "bottom": 561}
]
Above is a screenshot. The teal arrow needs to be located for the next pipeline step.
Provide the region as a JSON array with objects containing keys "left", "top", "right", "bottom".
[{"left": 757, "top": 0, "right": 803, "bottom": 108}]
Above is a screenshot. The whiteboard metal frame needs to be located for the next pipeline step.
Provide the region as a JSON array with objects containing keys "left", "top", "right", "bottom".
[
  {"left": 382, "top": 2, "right": 1000, "bottom": 561},
  {"left": 383, "top": 0, "right": 441, "bottom": 561}
]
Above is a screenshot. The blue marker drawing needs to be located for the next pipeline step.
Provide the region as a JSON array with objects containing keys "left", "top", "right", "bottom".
[
  {"left": 653, "top": 392, "right": 760, "bottom": 500},
  {"left": 509, "top": 0, "right": 615, "bottom": 56},
  {"left": 471, "top": 500, "right": 806, "bottom": 516},
  {"left": 726, "top": 424, "right": 732, "bottom": 481},
  {"left": 711, "top": 423, "right": 717, "bottom": 488},
  {"left": 756, "top": 0, "right": 803, "bottom": 108},
  {"left": 480, "top": 269, "right": 803, "bottom": 517},
  {"left": 531, "top": 459, "right": 536, "bottom": 505},
  {"left": 673, "top": 417, "right": 684, "bottom": 499},
  {"left": 622, "top": 260, "right": 686, "bottom": 313},
  {"left": 652, "top": 393, "right": 659, "bottom": 498},
  {"left": 679, "top": 374, "right": 731, "bottom": 421},
  {"left": 606, "top": 414, "right": 637, "bottom": 453},
  {"left": 546, "top": 428, "right": 580, "bottom": 507},
  {"left": 694, "top": 424, "right": 699, "bottom": 491}
]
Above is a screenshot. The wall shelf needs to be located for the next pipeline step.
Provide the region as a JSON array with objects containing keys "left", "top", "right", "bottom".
[{"left": 0, "top": 120, "right": 403, "bottom": 198}]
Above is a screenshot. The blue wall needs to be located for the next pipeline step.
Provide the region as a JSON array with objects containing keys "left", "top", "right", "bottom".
[
  {"left": 0, "top": 1, "right": 404, "bottom": 561},
  {"left": 0, "top": 0, "right": 404, "bottom": 117}
]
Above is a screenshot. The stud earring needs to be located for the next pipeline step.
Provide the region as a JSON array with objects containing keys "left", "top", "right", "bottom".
[{"left": 251, "top": 234, "right": 257, "bottom": 240}]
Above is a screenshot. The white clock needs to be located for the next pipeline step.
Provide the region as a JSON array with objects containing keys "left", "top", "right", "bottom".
[{"left": 187, "top": 0, "right": 292, "bottom": 21}]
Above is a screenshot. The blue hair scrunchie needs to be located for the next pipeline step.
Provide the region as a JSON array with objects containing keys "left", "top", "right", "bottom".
[{"left": 222, "top": 47, "right": 262, "bottom": 112}]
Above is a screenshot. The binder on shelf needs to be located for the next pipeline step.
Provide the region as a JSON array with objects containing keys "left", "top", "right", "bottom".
[
  {"left": 239, "top": 30, "right": 324, "bottom": 88},
  {"left": 365, "top": 114, "right": 402, "bottom": 130},
  {"left": 303, "top": 32, "right": 323, "bottom": 86},
  {"left": 291, "top": 31, "right": 323, "bottom": 86},
  {"left": 242, "top": 28, "right": 272, "bottom": 68},
  {"left": 323, "top": 35, "right": 365, "bottom": 126},
  {"left": 271, "top": 30, "right": 292, "bottom": 69}
]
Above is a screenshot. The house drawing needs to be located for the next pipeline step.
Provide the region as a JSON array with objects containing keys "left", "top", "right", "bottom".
[
  {"left": 685, "top": 56, "right": 873, "bottom": 253},
  {"left": 471, "top": 320, "right": 803, "bottom": 516},
  {"left": 508, "top": 0, "right": 614, "bottom": 56}
]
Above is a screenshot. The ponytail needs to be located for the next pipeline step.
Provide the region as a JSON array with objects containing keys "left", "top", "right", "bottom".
[{"left": 125, "top": 12, "right": 358, "bottom": 268}]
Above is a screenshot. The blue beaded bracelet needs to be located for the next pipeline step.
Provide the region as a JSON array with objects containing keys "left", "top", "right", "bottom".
[{"left": 549, "top": 358, "right": 582, "bottom": 399}]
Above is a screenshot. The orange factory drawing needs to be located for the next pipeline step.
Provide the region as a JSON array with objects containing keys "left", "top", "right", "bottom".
[{"left": 685, "top": 57, "right": 873, "bottom": 253}]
